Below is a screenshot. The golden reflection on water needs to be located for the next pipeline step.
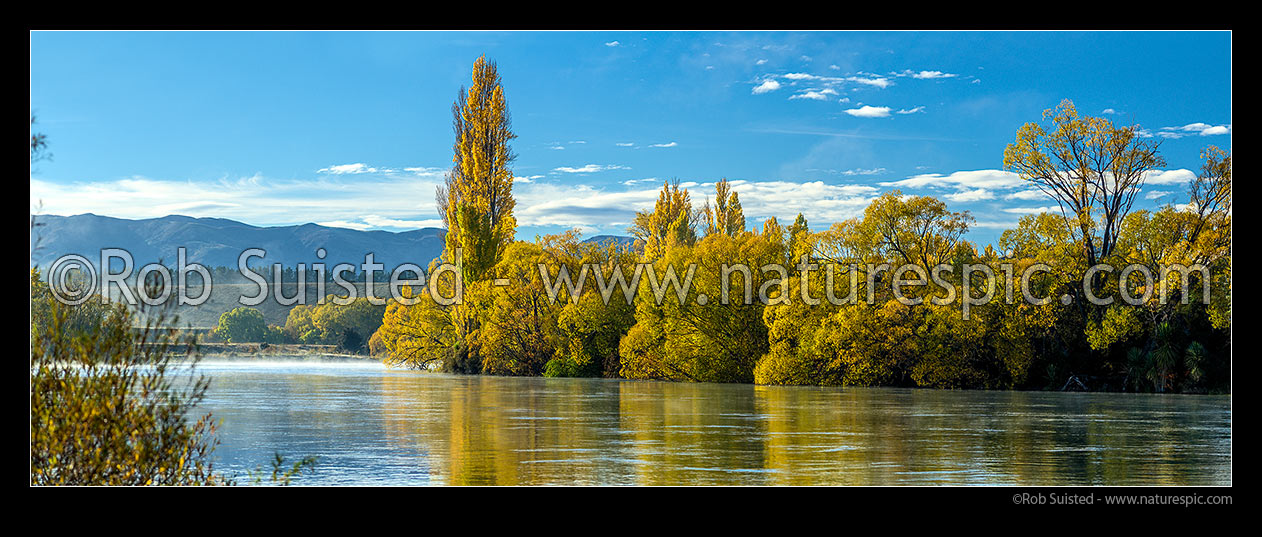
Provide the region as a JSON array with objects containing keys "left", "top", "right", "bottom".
[{"left": 366, "top": 370, "right": 1230, "bottom": 486}]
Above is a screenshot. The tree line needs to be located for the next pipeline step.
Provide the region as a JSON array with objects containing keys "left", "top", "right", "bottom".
[
  {"left": 208, "top": 298, "right": 386, "bottom": 355},
  {"left": 372, "top": 59, "right": 1231, "bottom": 393}
]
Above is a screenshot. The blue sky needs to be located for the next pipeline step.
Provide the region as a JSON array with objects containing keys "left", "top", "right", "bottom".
[{"left": 30, "top": 31, "right": 1232, "bottom": 246}]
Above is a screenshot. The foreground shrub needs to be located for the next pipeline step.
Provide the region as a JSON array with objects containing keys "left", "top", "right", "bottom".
[{"left": 31, "top": 272, "right": 221, "bottom": 485}]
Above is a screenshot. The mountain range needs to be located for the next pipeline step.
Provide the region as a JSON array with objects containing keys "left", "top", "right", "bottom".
[
  {"left": 30, "top": 213, "right": 446, "bottom": 271},
  {"left": 30, "top": 213, "right": 635, "bottom": 271}
]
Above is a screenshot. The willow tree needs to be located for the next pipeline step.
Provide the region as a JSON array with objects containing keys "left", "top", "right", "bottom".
[
  {"left": 437, "top": 56, "right": 518, "bottom": 282},
  {"left": 702, "top": 177, "right": 744, "bottom": 237},
  {"left": 1003, "top": 99, "right": 1163, "bottom": 271},
  {"left": 859, "top": 191, "right": 973, "bottom": 269},
  {"left": 628, "top": 179, "right": 699, "bottom": 261}
]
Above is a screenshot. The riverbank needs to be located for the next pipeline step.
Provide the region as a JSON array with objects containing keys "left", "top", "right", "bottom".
[
  {"left": 190, "top": 342, "right": 376, "bottom": 360},
  {"left": 171, "top": 341, "right": 1229, "bottom": 395}
]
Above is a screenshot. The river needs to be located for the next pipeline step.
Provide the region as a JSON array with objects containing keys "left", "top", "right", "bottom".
[{"left": 189, "top": 357, "right": 1231, "bottom": 486}]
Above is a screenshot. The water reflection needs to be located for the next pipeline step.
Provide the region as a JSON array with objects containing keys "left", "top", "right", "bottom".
[{"left": 194, "top": 359, "right": 1231, "bottom": 486}]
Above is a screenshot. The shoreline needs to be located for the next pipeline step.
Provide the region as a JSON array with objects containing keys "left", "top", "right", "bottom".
[
  {"left": 186, "top": 342, "right": 376, "bottom": 361},
  {"left": 181, "top": 355, "right": 1232, "bottom": 396}
]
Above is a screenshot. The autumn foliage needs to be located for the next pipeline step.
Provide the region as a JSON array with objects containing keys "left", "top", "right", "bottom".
[{"left": 370, "top": 63, "right": 1229, "bottom": 393}]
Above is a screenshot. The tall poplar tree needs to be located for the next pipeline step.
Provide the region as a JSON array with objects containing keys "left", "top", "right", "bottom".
[
  {"left": 437, "top": 56, "right": 518, "bottom": 282},
  {"left": 702, "top": 177, "right": 745, "bottom": 238}
]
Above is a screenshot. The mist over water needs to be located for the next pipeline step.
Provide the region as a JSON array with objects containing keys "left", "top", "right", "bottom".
[{"left": 189, "top": 357, "right": 1231, "bottom": 486}]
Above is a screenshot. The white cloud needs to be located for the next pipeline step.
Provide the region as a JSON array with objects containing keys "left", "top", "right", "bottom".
[
  {"left": 971, "top": 220, "right": 1021, "bottom": 230},
  {"left": 1174, "top": 122, "right": 1213, "bottom": 132},
  {"left": 847, "top": 76, "right": 891, "bottom": 88},
  {"left": 511, "top": 179, "right": 879, "bottom": 233},
  {"left": 844, "top": 105, "right": 892, "bottom": 118},
  {"left": 605, "top": 41, "right": 620, "bottom": 47},
  {"left": 756, "top": 59, "right": 768, "bottom": 65},
  {"left": 30, "top": 172, "right": 447, "bottom": 231},
  {"left": 838, "top": 167, "right": 887, "bottom": 176},
  {"left": 1005, "top": 189, "right": 1047, "bottom": 201},
  {"left": 363, "top": 215, "right": 445, "bottom": 228},
  {"left": 317, "top": 163, "right": 381, "bottom": 175},
  {"left": 621, "top": 178, "right": 659, "bottom": 186},
  {"left": 790, "top": 90, "right": 831, "bottom": 101},
  {"left": 877, "top": 168, "right": 1197, "bottom": 220},
  {"left": 318, "top": 215, "right": 446, "bottom": 231},
  {"left": 316, "top": 220, "right": 372, "bottom": 231},
  {"left": 1143, "top": 169, "right": 1196, "bottom": 185},
  {"left": 1151, "top": 123, "right": 1232, "bottom": 139},
  {"left": 552, "top": 164, "right": 630, "bottom": 174},
  {"left": 402, "top": 167, "right": 446, "bottom": 179},
  {"left": 881, "top": 169, "right": 1024, "bottom": 190},
  {"left": 317, "top": 163, "right": 448, "bottom": 179},
  {"left": 896, "top": 106, "right": 926, "bottom": 114},
  {"left": 1145, "top": 190, "right": 1173, "bottom": 200},
  {"left": 944, "top": 189, "right": 995, "bottom": 202},
  {"left": 1002, "top": 206, "right": 1057, "bottom": 215},
  {"left": 756, "top": 71, "right": 895, "bottom": 101},
  {"left": 724, "top": 179, "right": 878, "bottom": 223},
  {"left": 648, "top": 141, "right": 678, "bottom": 148},
  {"left": 910, "top": 70, "right": 955, "bottom": 79},
  {"left": 752, "top": 79, "right": 782, "bottom": 94},
  {"left": 1102, "top": 108, "right": 1119, "bottom": 115},
  {"left": 513, "top": 184, "right": 663, "bottom": 229}
]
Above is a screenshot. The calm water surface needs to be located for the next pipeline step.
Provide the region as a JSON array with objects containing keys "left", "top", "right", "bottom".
[{"left": 190, "top": 357, "right": 1231, "bottom": 486}]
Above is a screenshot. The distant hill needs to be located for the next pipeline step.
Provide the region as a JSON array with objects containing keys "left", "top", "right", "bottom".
[
  {"left": 29, "top": 214, "right": 640, "bottom": 271},
  {"left": 583, "top": 235, "right": 638, "bottom": 250},
  {"left": 30, "top": 213, "right": 446, "bottom": 270},
  {"left": 29, "top": 214, "right": 639, "bottom": 328}
]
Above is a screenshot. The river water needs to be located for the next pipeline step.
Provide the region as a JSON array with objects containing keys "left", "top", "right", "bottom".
[{"left": 190, "top": 357, "right": 1231, "bottom": 486}]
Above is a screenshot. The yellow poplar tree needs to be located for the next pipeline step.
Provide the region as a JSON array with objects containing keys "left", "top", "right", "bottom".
[
  {"left": 702, "top": 177, "right": 745, "bottom": 237},
  {"left": 437, "top": 55, "right": 518, "bottom": 282},
  {"left": 378, "top": 56, "right": 517, "bottom": 371},
  {"left": 628, "top": 179, "right": 698, "bottom": 261}
]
